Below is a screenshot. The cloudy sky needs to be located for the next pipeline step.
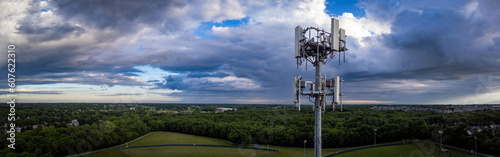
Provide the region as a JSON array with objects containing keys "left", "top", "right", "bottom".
[{"left": 1, "top": 0, "right": 500, "bottom": 104}]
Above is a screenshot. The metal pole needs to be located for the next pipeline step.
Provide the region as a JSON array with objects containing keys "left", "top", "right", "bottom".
[
  {"left": 374, "top": 129, "right": 377, "bottom": 145},
  {"left": 439, "top": 131, "right": 443, "bottom": 151},
  {"left": 440, "top": 133, "right": 442, "bottom": 150},
  {"left": 314, "top": 59, "right": 322, "bottom": 157},
  {"left": 304, "top": 140, "right": 307, "bottom": 157},
  {"left": 475, "top": 136, "right": 477, "bottom": 157}
]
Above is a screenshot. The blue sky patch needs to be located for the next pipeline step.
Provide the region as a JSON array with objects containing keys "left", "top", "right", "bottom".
[
  {"left": 194, "top": 17, "right": 250, "bottom": 39},
  {"left": 325, "top": 0, "right": 365, "bottom": 18}
]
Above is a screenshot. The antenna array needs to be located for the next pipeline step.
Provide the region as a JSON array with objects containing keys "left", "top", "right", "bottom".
[{"left": 292, "top": 17, "right": 348, "bottom": 157}]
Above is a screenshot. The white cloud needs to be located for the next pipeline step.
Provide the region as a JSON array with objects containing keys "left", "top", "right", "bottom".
[
  {"left": 184, "top": 75, "right": 261, "bottom": 91},
  {"left": 463, "top": 1, "right": 480, "bottom": 19},
  {"left": 204, "top": 75, "right": 261, "bottom": 90},
  {"left": 337, "top": 12, "right": 390, "bottom": 40}
]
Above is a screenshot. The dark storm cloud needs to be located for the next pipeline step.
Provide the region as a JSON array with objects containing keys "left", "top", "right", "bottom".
[
  {"left": 160, "top": 75, "right": 188, "bottom": 90},
  {"left": 51, "top": 0, "right": 186, "bottom": 33},
  {"left": 150, "top": 42, "right": 297, "bottom": 95},
  {"left": 343, "top": 62, "right": 500, "bottom": 81},
  {"left": 17, "top": 72, "right": 149, "bottom": 87},
  {"left": 16, "top": 22, "right": 85, "bottom": 42},
  {"left": 11, "top": 45, "right": 102, "bottom": 78},
  {"left": 493, "top": 37, "right": 500, "bottom": 47},
  {"left": 1, "top": 0, "right": 195, "bottom": 86},
  {"left": 345, "top": 0, "right": 500, "bottom": 82},
  {"left": 2, "top": 0, "right": 293, "bottom": 102},
  {"left": 318, "top": 0, "right": 500, "bottom": 103},
  {"left": 342, "top": 73, "right": 500, "bottom": 104}
]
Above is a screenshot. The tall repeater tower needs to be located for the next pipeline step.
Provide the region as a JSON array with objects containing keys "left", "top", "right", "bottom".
[{"left": 292, "top": 17, "right": 348, "bottom": 157}]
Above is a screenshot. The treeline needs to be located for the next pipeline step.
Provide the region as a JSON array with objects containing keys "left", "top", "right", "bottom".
[
  {"left": 0, "top": 111, "right": 151, "bottom": 156},
  {"left": 1, "top": 104, "right": 499, "bottom": 156}
]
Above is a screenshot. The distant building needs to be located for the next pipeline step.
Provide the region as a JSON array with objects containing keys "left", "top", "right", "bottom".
[
  {"left": 130, "top": 107, "right": 136, "bottom": 110},
  {"left": 67, "top": 119, "right": 80, "bottom": 126},
  {"left": 15, "top": 126, "right": 21, "bottom": 133},
  {"left": 466, "top": 124, "right": 500, "bottom": 135},
  {"left": 215, "top": 107, "right": 237, "bottom": 113},
  {"left": 466, "top": 130, "right": 473, "bottom": 136}
]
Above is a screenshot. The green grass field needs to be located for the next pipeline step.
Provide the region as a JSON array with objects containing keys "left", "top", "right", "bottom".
[
  {"left": 257, "top": 145, "right": 345, "bottom": 157},
  {"left": 128, "top": 131, "right": 230, "bottom": 146},
  {"left": 122, "top": 146, "right": 277, "bottom": 157},
  {"left": 334, "top": 144, "right": 439, "bottom": 157},
  {"left": 410, "top": 141, "right": 488, "bottom": 157},
  {"left": 79, "top": 148, "right": 127, "bottom": 157},
  {"left": 81, "top": 132, "right": 487, "bottom": 157},
  {"left": 333, "top": 141, "right": 490, "bottom": 157},
  {"left": 81, "top": 132, "right": 274, "bottom": 157}
]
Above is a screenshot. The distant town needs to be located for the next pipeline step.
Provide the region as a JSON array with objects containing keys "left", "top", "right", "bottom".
[
  {"left": 2, "top": 103, "right": 238, "bottom": 133},
  {"left": 372, "top": 105, "right": 500, "bottom": 136},
  {"left": 371, "top": 105, "right": 500, "bottom": 113}
]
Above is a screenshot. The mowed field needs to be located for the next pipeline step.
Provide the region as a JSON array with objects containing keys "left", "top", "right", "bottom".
[
  {"left": 334, "top": 144, "right": 439, "bottom": 157},
  {"left": 80, "top": 149, "right": 126, "bottom": 157},
  {"left": 80, "top": 132, "right": 481, "bottom": 157},
  {"left": 334, "top": 142, "right": 490, "bottom": 157},
  {"left": 128, "top": 131, "right": 230, "bottom": 146},
  {"left": 123, "top": 146, "right": 277, "bottom": 157},
  {"left": 81, "top": 132, "right": 277, "bottom": 157}
]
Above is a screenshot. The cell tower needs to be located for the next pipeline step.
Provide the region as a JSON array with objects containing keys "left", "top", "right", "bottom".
[{"left": 292, "top": 17, "right": 348, "bottom": 157}]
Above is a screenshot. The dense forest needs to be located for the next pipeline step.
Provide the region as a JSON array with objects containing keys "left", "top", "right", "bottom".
[{"left": 1, "top": 104, "right": 499, "bottom": 156}]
